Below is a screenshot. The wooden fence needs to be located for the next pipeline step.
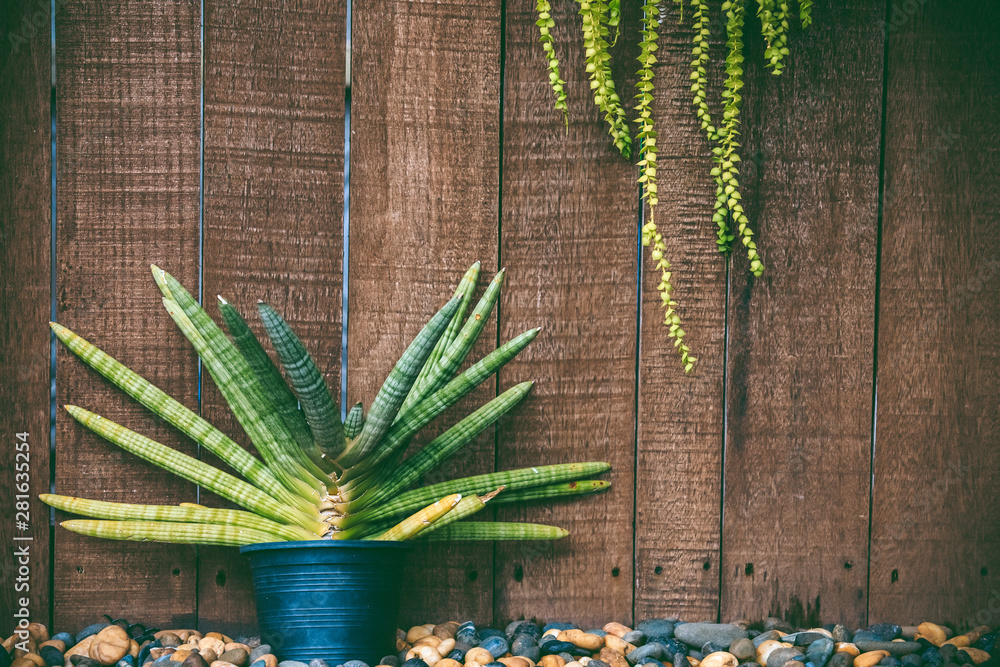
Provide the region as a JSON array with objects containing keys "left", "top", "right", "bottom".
[{"left": 2, "top": 0, "right": 998, "bottom": 635}]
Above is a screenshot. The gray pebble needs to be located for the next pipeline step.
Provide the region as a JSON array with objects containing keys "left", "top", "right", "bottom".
[
  {"left": 675, "top": 624, "right": 749, "bottom": 650},
  {"left": 805, "top": 638, "right": 834, "bottom": 667},
  {"left": 481, "top": 637, "right": 509, "bottom": 660},
  {"left": 512, "top": 636, "right": 538, "bottom": 655},
  {"left": 738, "top": 663, "right": 759, "bottom": 667},
  {"left": 276, "top": 662, "right": 306, "bottom": 667},
  {"left": 637, "top": 621, "right": 676, "bottom": 639},
  {"left": 855, "top": 641, "right": 922, "bottom": 656},
  {"left": 829, "top": 653, "right": 854, "bottom": 667},
  {"left": 767, "top": 647, "right": 805, "bottom": 667},
  {"left": 628, "top": 645, "right": 665, "bottom": 663},
  {"left": 379, "top": 657, "right": 399, "bottom": 667},
  {"left": 704, "top": 643, "right": 729, "bottom": 655},
  {"left": 308, "top": 660, "right": 330, "bottom": 667},
  {"left": 624, "top": 632, "right": 647, "bottom": 646},
  {"left": 557, "top": 654, "right": 575, "bottom": 664},
  {"left": 790, "top": 633, "right": 828, "bottom": 647},
  {"left": 730, "top": 638, "right": 755, "bottom": 662},
  {"left": 342, "top": 661, "right": 367, "bottom": 667},
  {"left": 250, "top": 646, "right": 272, "bottom": 662},
  {"left": 587, "top": 630, "right": 609, "bottom": 638},
  {"left": 832, "top": 627, "right": 852, "bottom": 644},
  {"left": 77, "top": 624, "right": 110, "bottom": 642},
  {"left": 764, "top": 619, "right": 794, "bottom": 634},
  {"left": 40, "top": 646, "right": 64, "bottom": 667},
  {"left": 688, "top": 652, "right": 704, "bottom": 662},
  {"left": 589, "top": 661, "right": 610, "bottom": 667}
]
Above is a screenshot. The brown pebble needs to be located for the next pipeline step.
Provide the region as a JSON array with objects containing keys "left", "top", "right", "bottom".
[
  {"left": 160, "top": 635, "right": 183, "bottom": 649},
  {"left": 183, "top": 654, "right": 209, "bottom": 667},
  {"left": 211, "top": 662, "right": 239, "bottom": 667},
  {"left": 22, "top": 654, "right": 45, "bottom": 667},
  {"left": 700, "top": 653, "right": 737, "bottom": 667},
  {"left": 171, "top": 651, "right": 192, "bottom": 663},
  {"left": 13, "top": 659, "right": 38, "bottom": 667},
  {"left": 198, "top": 639, "right": 225, "bottom": 658},
  {"left": 835, "top": 644, "right": 860, "bottom": 657},
  {"left": 258, "top": 655, "right": 277, "bottom": 667},
  {"left": 90, "top": 627, "right": 130, "bottom": 667},
  {"left": 729, "top": 639, "right": 755, "bottom": 663},
  {"left": 603, "top": 624, "right": 632, "bottom": 640},
  {"left": 437, "top": 660, "right": 462, "bottom": 667},
  {"left": 499, "top": 659, "right": 531, "bottom": 667},
  {"left": 434, "top": 624, "right": 460, "bottom": 640},
  {"left": 407, "top": 627, "right": 433, "bottom": 644},
  {"left": 466, "top": 649, "right": 493, "bottom": 665},
  {"left": 539, "top": 656, "right": 565, "bottom": 667},
  {"left": 598, "top": 647, "right": 629, "bottom": 667},
  {"left": 854, "top": 651, "right": 890, "bottom": 667},
  {"left": 603, "top": 637, "right": 635, "bottom": 656},
  {"left": 223, "top": 645, "right": 249, "bottom": 655},
  {"left": 200, "top": 650, "right": 218, "bottom": 665},
  {"left": 219, "top": 649, "right": 248, "bottom": 667},
  {"left": 558, "top": 631, "right": 603, "bottom": 652},
  {"left": 963, "top": 649, "right": 991, "bottom": 665},
  {"left": 395, "top": 640, "right": 408, "bottom": 653},
  {"left": 28, "top": 625, "right": 49, "bottom": 644}
]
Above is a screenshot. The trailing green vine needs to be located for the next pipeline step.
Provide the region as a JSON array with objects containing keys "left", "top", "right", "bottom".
[{"left": 535, "top": 0, "right": 814, "bottom": 370}]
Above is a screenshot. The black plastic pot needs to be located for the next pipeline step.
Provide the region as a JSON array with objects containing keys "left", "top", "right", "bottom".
[{"left": 241, "top": 540, "right": 411, "bottom": 665}]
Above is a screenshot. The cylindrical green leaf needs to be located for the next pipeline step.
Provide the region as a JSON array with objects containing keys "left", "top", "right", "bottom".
[
  {"left": 489, "top": 480, "right": 610, "bottom": 504},
  {"left": 218, "top": 297, "right": 332, "bottom": 474},
  {"left": 61, "top": 520, "right": 287, "bottom": 547},
  {"left": 49, "top": 322, "right": 318, "bottom": 518},
  {"left": 258, "top": 302, "right": 344, "bottom": 461},
  {"left": 65, "top": 405, "right": 325, "bottom": 534},
  {"left": 417, "top": 521, "right": 568, "bottom": 541},
  {"left": 42, "top": 494, "right": 317, "bottom": 541}
]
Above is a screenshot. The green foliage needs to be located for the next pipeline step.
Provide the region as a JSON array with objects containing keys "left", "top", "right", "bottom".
[
  {"left": 578, "top": 0, "right": 632, "bottom": 157},
  {"left": 536, "top": 0, "right": 569, "bottom": 125},
  {"left": 44, "top": 264, "right": 612, "bottom": 547}
]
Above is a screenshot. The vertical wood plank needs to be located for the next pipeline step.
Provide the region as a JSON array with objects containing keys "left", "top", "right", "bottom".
[
  {"left": 720, "top": 0, "right": 884, "bottom": 627},
  {"left": 349, "top": 0, "right": 501, "bottom": 625},
  {"left": 496, "top": 0, "right": 638, "bottom": 627},
  {"left": 634, "top": 4, "right": 728, "bottom": 622},
  {"left": 199, "top": 0, "right": 346, "bottom": 634},
  {"left": 55, "top": 0, "right": 202, "bottom": 629},
  {"left": 0, "top": 0, "right": 52, "bottom": 627},
  {"left": 870, "top": 0, "right": 1000, "bottom": 628}
]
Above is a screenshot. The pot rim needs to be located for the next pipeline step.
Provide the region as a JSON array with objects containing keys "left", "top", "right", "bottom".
[{"left": 239, "top": 539, "right": 413, "bottom": 554}]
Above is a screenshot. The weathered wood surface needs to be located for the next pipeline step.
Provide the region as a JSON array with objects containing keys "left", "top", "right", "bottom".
[
  {"left": 198, "top": 0, "right": 346, "bottom": 634},
  {"left": 54, "top": 0, "right": 202, "bottom": 629},
  {"left": 0, "top": 0, "right": 52, "bottom": 628},
  {"left": 348, "top": 0, "right": 502, "bottom": 626},
  {"left": 870, "top": 0, "right": 1000, "bottom": 627},
  {"left": 634, "top": 0, "right": 728, "bottom": 622},
  {"left": 719, "top": 0, "right": 884, "bottom": 628},
  {"left": 5, "top": 0, "right": 1000, "bottom": 633},
  {"left": 495, "top": 0, "right": 639, "bottom": 627}
]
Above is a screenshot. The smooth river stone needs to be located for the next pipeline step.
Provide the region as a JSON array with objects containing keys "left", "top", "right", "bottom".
[{"left": 675, "top": 626, "right": 749, "bottom": 650}]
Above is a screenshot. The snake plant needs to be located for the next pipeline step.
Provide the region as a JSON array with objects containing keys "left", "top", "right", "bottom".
[{"left": 43, "top": 262, "right": 612, "bottom": 546}]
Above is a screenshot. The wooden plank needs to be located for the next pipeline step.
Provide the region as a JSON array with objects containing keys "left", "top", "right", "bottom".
[
  {"left": 870, "top": 0, "right": 1000, "bottom": 628},
  {"left": 54, "top": 0, "right": 202, "bottom": 630},
  {"left": 720, "top": 0, "right": 883, "bottom": 628},
  {"left": 495, "top": 0, "right": 638, "bottom": 628},
  {"left": 348, "top": 0, "right": 501, "bottom": 626},
  {"left": 199, "top": 0, "right": 346, "bottom": 634},
  {"left": 633, "top": 3, "right": 729, "bottom": 622},
  {"left": 0, "top": 0, "right": 52, "bottom": 628}
]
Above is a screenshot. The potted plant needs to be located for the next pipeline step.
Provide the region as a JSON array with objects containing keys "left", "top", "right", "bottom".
[{"left": 43, "top": 262, "right": 612, "bottom": 665}]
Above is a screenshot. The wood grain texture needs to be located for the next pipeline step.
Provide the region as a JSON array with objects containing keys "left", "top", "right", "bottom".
[
  {"left": 495, "top": 0, "right": 638, "bottom": 627},
  {"left": 199, "top": 0, "right": 346, "bottom": 634},
  {"left": 0, "top": 0, "right": 52, "bottom": 628},
  {"left": 870, "top": 0, "right": 1000, "bottom": 628},
  {"left": 720, "top": 0, "right": 884, "bottom": 627},
  {"left": 634, "top": 1, "right": 728, "bottom": 622},
  {"left": 349, "top": 0, "right": 501, "bottom": 625},
  {"left": 55, "top": 0, "right": 201, "bottom": 630}
]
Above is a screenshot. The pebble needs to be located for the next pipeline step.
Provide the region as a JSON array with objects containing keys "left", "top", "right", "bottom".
[
  {"left": 675, "top": 626, "right": 749, "bottom": 650},
  {"left": 868, "top": 627, "right": 903, "bottom": 643},
  {"left": 626, "top": 646, "right": 663, "bottom": 664},
  {"left": 767, "top": 647, "right": 806, "bottom": 667},
  {"left": 834, "top": 629, "right": 854, "bottom": 645},
  {"left": 636, "top": 623, "right": 674, "bottom": 641},
  {"left": 77, "top": 627, "right": 110, "bottom": 644},
  {"left": 53, "top": 637, "right": 76, "bottom": 649},
  {"left": 379, "top": 657, "right": 399, "bottom": 667},
  {"left": 755, "top": 632, "right": 786, "bottom": 648},
  {"left": 219, "top": 651, "right": 247, "bottom": 667},
  {"left": 855, "top": 643, "right": 923, "bottom": 657},
  {"left": 807, "top": 639, "right": 835, "bottom": 667},
  {"left": 248, "top": 648, "right": 271, "bottom": 664},
  {"left": 765, "top": 620, "right": 795, "bottom": 635},
  {"left": 38, "top": 647, "right": 63, "bottom": 667},
  {"left": 730, "top": 639, "right": 755, "bottom": 662},
  {"left": 623, "top": 633, "right": 646, "bottom": 647}
]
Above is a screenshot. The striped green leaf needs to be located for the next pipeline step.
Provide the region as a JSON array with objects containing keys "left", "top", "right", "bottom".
[
  {"left": 160, "top": 294, "right": 329, "bottom": 501},
  {"left": 258, "top": 302, "right": 344, "bottom": 461},
  {"left": 48, "top": 322, "right": 317, "bottom": 518},
  {"left": 217, "top": 297, "right": 331, "bottom": 473},
  {"left": 403, "top": 262, "right": 483, "bottom": 413},
  {"left": 489, "top": 479, "right": 610, "bottom": 504},
  {"left": 65, "top": 405, "right": 325, "bottom": 534},
  {"left": 354, "top": 461, "right": 610, "bottom": 525},
  {"left": 41, "top": 494, "right": 316, "bottom": 541},
  {"left": 61, "top": 520, "right": 288, "bottom": 547},
  {"left": 355, "top": 327, "right": 540, "bottom": 476},
  {"left": 362, "top": 382, "right": 534, "bottom": 508},
  {"left": 403, "top": 268, "right": 505, "bottom": 412},
  {"left": 417, "top": 521, "right": 569, "bottom": 541},
  {"left": 153, "top": 267, "right": 333, "bottom": 492},
  {"left": 336, "top": 296, "right": 462, "bottom": 467},
  {"left": 344, "top": 402, "right": 364, "bottom": 439}
]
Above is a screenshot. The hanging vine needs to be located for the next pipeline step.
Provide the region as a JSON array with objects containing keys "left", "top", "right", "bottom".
[{"left": 533, "top": 0, "right": 815, "bottom": 371}]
